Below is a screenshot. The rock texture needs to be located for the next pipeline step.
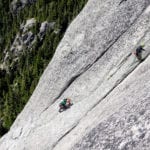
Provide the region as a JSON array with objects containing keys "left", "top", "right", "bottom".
[
  {"left": 0, "top": 0, "right": 150, "bottom": 150},
  {"left": 39, "top": 21, "right": 55, "bottom": 40}
]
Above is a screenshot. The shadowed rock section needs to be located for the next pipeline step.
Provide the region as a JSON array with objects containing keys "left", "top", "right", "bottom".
[{"left": 0, "top": 0, "right": 150, "bottom": 150}]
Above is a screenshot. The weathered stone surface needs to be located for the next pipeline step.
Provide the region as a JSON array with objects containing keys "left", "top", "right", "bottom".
[
  {"left": 39, "top": 21, "right": 55, "bottom": 40},
  {"left": 22, "top": 18, "right": 36, "bottom": 32},
  {"left": 0, "top": 0, "right": 150, "bottom": 150}
]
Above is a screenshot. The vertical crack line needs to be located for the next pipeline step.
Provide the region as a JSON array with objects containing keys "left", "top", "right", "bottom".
[
  {"left": 107, "top": 53, "right": 132, "bottom": 80},
  {"left": 39, "top": 73, "right": 83, "bottom": 116},
  {"left": 51, "top": 122, "right": 79, "bottom": 150},
  {"left": 89, "top": 54, "right": 150, "bottom": 115},
  {"left": 119, "top": 0, "right": 127, "bottom": 5},
  {"left": 54, "top": 74, "right": 82, "bottom": 101}
]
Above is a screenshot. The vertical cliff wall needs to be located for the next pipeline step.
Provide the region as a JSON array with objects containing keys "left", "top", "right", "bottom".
[{"left": 0, "top": 0, "right": 150, "bottom": 149}]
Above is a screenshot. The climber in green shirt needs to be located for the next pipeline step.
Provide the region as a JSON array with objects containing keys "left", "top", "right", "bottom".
[
  {"left": 59, "top": 98, "right": 72, "bottom": 112},
  {"left": 60, "top": 99, "right": 67, "bottom": 109}
]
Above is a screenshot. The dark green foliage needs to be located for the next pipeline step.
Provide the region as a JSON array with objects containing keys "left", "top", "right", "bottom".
[{"left": 0, "top": 0, "right": 88, "bottom": 137}]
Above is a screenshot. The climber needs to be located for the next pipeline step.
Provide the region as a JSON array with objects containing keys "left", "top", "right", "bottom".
[
  {"left": 134, "top": 44, "right": 146, "bottom": 61},
  {"left": 59, "top": 98, "right": 72, "bottom": 112}
]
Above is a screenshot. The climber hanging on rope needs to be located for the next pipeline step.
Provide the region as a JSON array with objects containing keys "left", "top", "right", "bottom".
[
  {"left": 134, "top": 44, "right": 146, "bottom": 62},
  {"left": 59, "top": 98, "right": 73, "bottom": 112}
]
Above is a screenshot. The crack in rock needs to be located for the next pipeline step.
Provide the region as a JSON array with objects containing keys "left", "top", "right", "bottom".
[
  {"left": 52, "top": 53, "right": 150, "bottom": 149},
  {"left": 39, "top": 4, "right": 147, "bottom": 118},
  {"left": 51, "top": 122, "right": 79, "bottom": 150},
  {"left": 119, "top": 0, "right": 128, "bottom": 5}
]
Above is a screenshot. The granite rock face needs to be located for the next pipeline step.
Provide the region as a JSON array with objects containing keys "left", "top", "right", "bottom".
[{"left": 0, "top": 0, "right": 150, "bottom": 150}]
